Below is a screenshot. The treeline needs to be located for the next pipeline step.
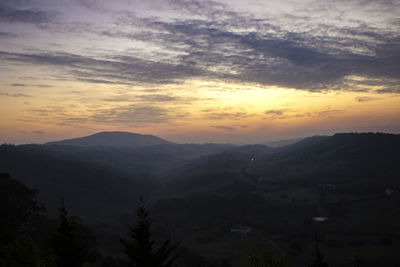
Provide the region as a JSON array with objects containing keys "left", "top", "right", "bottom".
[
  {"left": 0, "top": 172, "right": 179, "bottom": 267},
  {"left": 0, "top": 173, "right": 233, "bottom": 267},
  {"left": 1, "top": 172, "right": 353, "bottom": 267}
]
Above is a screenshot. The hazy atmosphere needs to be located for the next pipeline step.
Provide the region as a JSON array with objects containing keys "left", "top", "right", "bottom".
[{"left": 1, "top": 0, "right": 400, "bottom": 144}]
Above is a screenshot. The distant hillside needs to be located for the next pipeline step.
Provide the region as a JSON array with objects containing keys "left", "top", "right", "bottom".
[
  {"left": 3, "top": 132, "right": 400, "bottom": 223},
  {"left": 0, "top": 144, "right": 151, "bottom": 222},
  {"left": 45, "top": 131, "right": 173, "bottom": 148},
  {"left": 254, "top": 132, "right": 400, "bottom": 187},
  {"left": 263, "top": 137, "right": 304, "bottom": 147}
]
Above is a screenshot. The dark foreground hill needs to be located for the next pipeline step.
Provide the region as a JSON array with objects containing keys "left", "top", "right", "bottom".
[{"left": 45, "top": 131, "right": 173, "bottom": 148}]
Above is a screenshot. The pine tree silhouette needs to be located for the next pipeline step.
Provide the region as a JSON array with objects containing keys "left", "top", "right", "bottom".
[
  {"left": 51, "top": 198, "right": 86, "bottom": 267},
  {"left": 308, "top": 235, "right": 328, "bottom": 267},
  {"left": 354, "top": 252, "right": 361, "bottom": 267},
  {"left": 120, "top": 197, "right": 177, "bottom": 267}
]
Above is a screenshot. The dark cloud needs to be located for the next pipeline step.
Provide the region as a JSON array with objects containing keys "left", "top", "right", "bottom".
[
  {"left": 9, "top": 83, "right": 53, "bottom": 88},
  {"left": 210, "top": 125, "right": 235, "bottom": 132},
  {"left": 167, "top": 0, "right": 232, "bottom": 20},
  {"left": 0, "top": 4, "right": 56, "bottom": 24},
  {"left": 375, "top": 87, "right": 400, "bottom": 94},
  {"left": 31, "top": 130, "right": 45, "bottom": 134},
  {"left": 77, "top": 0, "right": 99, "bottom": 9},
  {"left": 36, "top": 84, "right": 53, "bottom": 88},
  {"left": 0, "top": 31, "right": 18, "bottom": 38},
  {"left": 76, "top": 77, "right": 130, "bottom": 85},
  {"left": 0, "top": 0, "right": 33, "bottom": 7}
]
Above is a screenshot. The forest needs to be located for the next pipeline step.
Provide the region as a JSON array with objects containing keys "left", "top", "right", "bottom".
[{"left": 1, "top": 132, "right": 399, "bottom": 266}]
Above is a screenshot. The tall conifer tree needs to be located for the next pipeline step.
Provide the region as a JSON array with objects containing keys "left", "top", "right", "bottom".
[
  {"left": 51, "top": 198, "right": 86, "bottom": 267},
  {"left": 308, "top": 235, "right": 329, "bottom": 267},
  {"left": 120, "top": 198, "right": 177, "bottom": 267}
]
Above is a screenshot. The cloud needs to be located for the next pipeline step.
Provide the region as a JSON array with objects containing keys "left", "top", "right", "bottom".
[
  {"left": 139, "top": 94, "right": 198, "bottom": 104},
  {"left": 210, "top": 125, "right": 235, "bottom": 132},
  {"left": 9, "top": 83, "right": 53, "bottom": 88},
  {"left": 99, "top": 9, "right": 400, "bottom": 91},
  {"left": 119, "top": 0, "right": 400, "bottom": 91},
  {"left": 263, "top": 108, "right": 297, "bottom": 119},
  {"left": 0, "top": 92, "right": 31, "bottom": 97},
  {"left": 0, "top": 50, "right": 204, "bottom": 85},
  {"left": 202, "top": 108, "right": 254, "bottom": 120},
  {"left": 101, "top": 93, "right": 197, "bottom": 105},
  {"left": 90, "top": 104, "right": 189, "bottom": 125},
  {"left": 355, "top": 96, "right": 378, "bottom": 102},
  {"left": 0, "top": 0, "right": 399, "bottom": 93},
  {"left": 25, "top": 100, "right": 191, "bottom": 127},
  {"left": 29, "top": 106, "right": 67, "bottom": 117},
  {"left": 263, "top": 108, "right": 344, "bottom": 120},
  {"left": 317, "top": 108, "right": 344, "bottom": 117},
  {"left": 138, "top": 94, "right": 179, "bottom": 102},
  {"left": 19, "top": 130, "right": 47, "bottom": 135},
  {"left": 264, "top": 109, "right": 288, "bottom": 116}
]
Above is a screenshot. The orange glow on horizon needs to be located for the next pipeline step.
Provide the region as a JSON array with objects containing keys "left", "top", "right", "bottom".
[{"left": 1, "top": 77, "right": 399, "bottom": 144}]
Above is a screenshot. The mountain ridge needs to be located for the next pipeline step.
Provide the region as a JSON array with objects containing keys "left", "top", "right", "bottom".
[{"left": 45, "top": 131, "right": 173, "bottom": 148}]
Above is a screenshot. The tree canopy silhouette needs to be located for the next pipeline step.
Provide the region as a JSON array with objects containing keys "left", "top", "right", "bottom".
[{"left": 0, "top": 173, "right": 44, "bottom": 246}]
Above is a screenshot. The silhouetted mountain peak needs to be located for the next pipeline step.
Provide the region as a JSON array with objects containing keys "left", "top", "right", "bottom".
[{"left": 45, "top": 131, "right": 173, "bottom": 148}]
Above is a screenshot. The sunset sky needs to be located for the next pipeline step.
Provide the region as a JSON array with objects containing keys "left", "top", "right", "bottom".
[{"left": 1, "top": 0, "right": 399, "bottom": 144}]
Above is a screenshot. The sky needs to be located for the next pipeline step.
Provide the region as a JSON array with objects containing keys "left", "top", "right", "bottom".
[{"left": 0, "top": 0, "right": 399, "bottom": 144}]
